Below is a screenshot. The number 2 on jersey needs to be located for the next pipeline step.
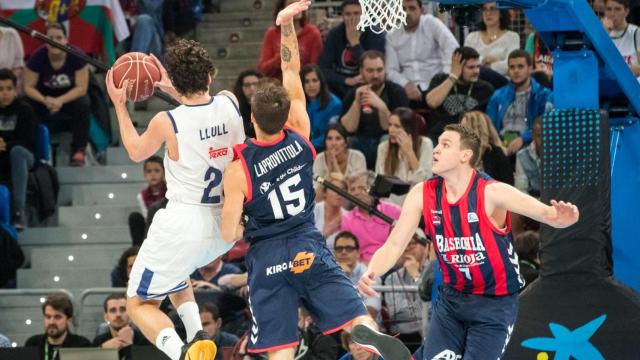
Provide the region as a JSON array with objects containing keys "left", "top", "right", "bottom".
[
  {"left": 267, "top": 174, "right": 306, "bottom": 219},
  {"left": 201, "top": 166, "right": 222, "bottom": 204}
]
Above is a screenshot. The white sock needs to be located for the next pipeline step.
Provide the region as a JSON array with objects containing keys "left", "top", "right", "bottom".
[
  {"left": 177, "top": 301, "right": 203, "bottom": 342},
  {"left": 156, "top": 327, "right": 184, "bottom": 360}
]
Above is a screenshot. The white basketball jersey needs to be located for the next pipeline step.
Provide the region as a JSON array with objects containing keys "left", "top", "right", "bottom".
[
  {"left": 164, "top": 95, "right": 245, "bottom": 208},
  {"left": 611, "top": 24, "right": 639, "bottom": 66}
]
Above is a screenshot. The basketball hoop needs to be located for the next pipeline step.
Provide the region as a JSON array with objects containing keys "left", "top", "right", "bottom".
[{"left": 357, "top": 0, "right": 407, "bottom": 34}]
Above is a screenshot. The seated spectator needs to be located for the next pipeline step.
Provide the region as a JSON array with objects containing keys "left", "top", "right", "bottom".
[
  {"left": 425, "top": 47, "right": 494, "bottom": 144},
  {"left": 515, "top": 230, "right": 541, "bottom": 288},
  {"left": 199, "top": 302, "right": 239, "bottom": 359},
  {"left": 341, "top": 171, "right": 401, "bottom": 263},
  {"left": 128, "top": 156, "right": 167, "bottom": 246},
  {"left": 333, "top": 231, "right": 381, "bottom": 316},
  {"left": 460, "top": 111, "right": 513, "bottom": 184},
  {"left": 525, "top": 32, "right": 554, "bottom": 88},
  {"left": 382, "top": 232, "right": 429, "bottom": 352},
  {"left": 314, "top": 174, "right": 347, "bottom": 249},
  {"left": 24, "top": 292, "right": 91, "bottom": 359},
  {"left": 93, "top": 294, "right": 148, "bottom": 358},
  {"left": 487, "top": 50, "right": 553, "bottom": 155},
  {"left": 257, "top": 0, "right": 323, "bottom": 79},
  {"left": 121, "top": 0, "right": 165, "bottom": 59},
  {"left": 313, "top": 123, "right": 366, "bottom": 195},
  {"left": 0, "top": 27, "right": 25, "bottom": 82},
  {"left": 463, "top": 2, "right": 520, "bottom": 76},
  {"left": 0, "top": 69, "right": 37, "bottom": 230},
  {"left": 338, "top": 331, "right": 379, "bottom": 360},
  {"left": 0, "top": 333, "right": 10, "bottom": 347},
  {"left": 386, "top": 0, "right": 459, "bottom": 108},
  {"left": 604, "top": 0, "right": 640, "bottom": 76},
  {"left": 302, "top": 64, "right": 342, "bottom": 150},
  {"left": 111, "top": 246, "right": 140, "bottom": 287},
  {"left": 163, "top": 0, "right": 199, "bottom": 43},
  {"left": 340, "top": 50, "right": 409, "bottom": 168},
  {"left": 295, "top": 307, "right": 338, "bottom": 359},
  {"left": 23, "top": 22, "right": 90, "bottom": 166},
  {"left": 515, "top": 116, "right": 542, "bottom": 197},
  {"left": 375, "top": 107, "right": 433, "bottom": 205},
  {"left": 318, "top": 0, "right": 385, "bottom": 98},
  {"left": 233, "top": 70, "right": 263, "bottom": 138},
  {"left": 191, "top": 257, "right": 243, "bottom": 290}
]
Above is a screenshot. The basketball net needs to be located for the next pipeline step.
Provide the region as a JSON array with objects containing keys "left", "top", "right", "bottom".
[{"left": 357, "top": 0, "right": 407, "bottom": 34}]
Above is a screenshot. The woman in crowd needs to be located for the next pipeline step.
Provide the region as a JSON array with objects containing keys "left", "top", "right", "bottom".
[
  {"left": 257, "top": 0, "right": 323, "bottom": 79},
  {"left": 375, "top": 107, "right": 433, "bottom": 205},
  {"left": 464, "top": 1, "right": 520, "bottom": 76},
  {"left": 233, "top": 69, "right": 263, "bottom": 138},
  {"left": 313, "top": 123, "right": 366, "bottom": 200},
  {"left": 313, "top": 173, "right": 348, "bottom": 250},
  {"left": 111, "top": 246, "right": 140, "bottom": 287},
  {"left": 301, "top": 64, "right": 342, "bottom": 150},
  {"left": 460, "top": 111, "right": 514, "bottom": 184}
]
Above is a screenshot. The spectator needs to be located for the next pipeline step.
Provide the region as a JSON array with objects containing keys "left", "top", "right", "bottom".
[
  {"left": 333, "top": 231, "right": 381, "bottom": 316},
  {"left": 340, "top": 50, "right": 409, "bottom": 168},
  {"left": 199, "top": 302, "right": 239, "bottom": 359},
  {"left": 257, "top": 0, "right": 323, "bottom": 79},
  {"left": 295, "top": 307, "right": 338, "bottom": 359},
  {"left": 375, "top": 107, "right": 433, "bottom": 205},
  {"left": 385, "top": 0, "right": 459, "bottom": 107},
  {"left": 515, "top": 116, "right": 542, "bottom": 197},
  {"left": 460, "top": 111, "right": 513, "bottom": 184},
  {"left": 128, "top": 156, "right": 167, "bottom": 246},
  {"left": 318, "top": 0, "right": 385, "bottom": 98},
  {"left": 233, "top": 69, "right": 263, "bottom": 138},
  {"left": 425, "top": 47, "right": 494, "bottom": 144},
  {"left": 525, "top": 32, "right": 554, "bottom": 88},
  {"left": 312, "top": 123, "right": 366, "bottom": 194},
  {"left": 464, "top": 2, "right": 520, "bottom": 76},
  {"left": 111, "top": 246, "right": 140, "bottom": 287},
  {"left": 341, "top": 171, "right": 401, "bottom": 263},
  {"left": 382, "top": 232, "right": 429, "bottom": 353},
  {"left": 23, "top": 22, "right": 90, "bottom": 166},
  {"left": 302, "top": 64, "right": 342, "bottom": 150},
  {"left": 487, "top": 50, "right": 553, "bottom": 155},
  {"left": 191, "top": 257, "right": 243, "bottom": 290},
  {"left": 338, "top": 331, "right": 379, "bottom": 360},
  {"left": 93, "top": 294, "right": 148, "bottom": 359},
  {"left": 163, "top": 0, "right": 198, "bottom": 43},
  {"left": 0, "top": 27, "right": 25, "bottom": 82},
  {"left": 604, "top": 0, "right": 640, "bottom": 76},
  {"left": 314, "top": 174, "right": 347, "bottom": 249},
  {"left": 0, "top": 69, "right": 37, "bottom": 230},
  {"left": 515, "top": 230, "right": 540, "bottom": 288},
  {"left": 0, "top": 333, "right": 10, "bottom": 347},
  {"left": 121, "top": 0, "right": 165, "bottom": 59},
  {"left": 24, "top": 292, "right": 91, "bottom": 360}
]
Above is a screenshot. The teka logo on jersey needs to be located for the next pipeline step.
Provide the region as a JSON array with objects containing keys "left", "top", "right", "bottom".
[
  {"left": 209, "top": 147, "right": 228, "bottom": 159},
  {"left": 266, "top": 252, "right": 315, "bottom": 276}
]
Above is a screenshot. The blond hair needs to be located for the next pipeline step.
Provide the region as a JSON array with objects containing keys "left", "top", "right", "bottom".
[{"left": 460, "top": 111, "right": 506, "bottom": 161}]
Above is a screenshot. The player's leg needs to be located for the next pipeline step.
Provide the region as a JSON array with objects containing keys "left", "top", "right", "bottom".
[
  {"left": 267, "top": 347, "right": 296, "bottom": 360},
  {"left": 168, "top": 279, "right": 203, "bottom": 342},
  {"left": 419, "top": 287, "right": 467, "bottom": 360}
]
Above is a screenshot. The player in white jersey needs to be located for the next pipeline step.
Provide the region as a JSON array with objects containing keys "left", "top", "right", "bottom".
[
  {"left": 106, "top": 40, "right": 245, "bottom": 360},
  {"left": 605, "top": 0, "right": 640, "bottom": 75}
]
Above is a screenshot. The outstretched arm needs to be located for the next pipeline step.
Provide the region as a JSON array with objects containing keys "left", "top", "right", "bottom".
[
  {"left": 276, "top": 0, "right": 311, "bottom": 138},
  {"left": 221, "top": 161, "right": 247, "bottom": 243}
]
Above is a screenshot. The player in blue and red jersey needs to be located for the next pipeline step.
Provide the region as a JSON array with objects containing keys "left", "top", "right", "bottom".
[
  {"left": 220, "top": 1, "right": 410, "bottom": 359},
  {"left": 357, "top": 124, "right": 579, "bottom": 359}
]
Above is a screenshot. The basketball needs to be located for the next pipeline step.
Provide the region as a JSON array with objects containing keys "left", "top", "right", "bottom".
[{"left": 111, "top": 52, "right": 161, "bottom": 102}]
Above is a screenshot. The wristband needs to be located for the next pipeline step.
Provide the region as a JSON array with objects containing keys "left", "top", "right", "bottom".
[{"left": 448, "top": 73, "right": 458, "bottom": 83}]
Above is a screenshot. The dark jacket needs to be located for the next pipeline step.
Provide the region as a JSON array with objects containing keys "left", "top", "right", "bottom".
[{"left": 24, "top": 333, "right": 91, "bottom": 360}]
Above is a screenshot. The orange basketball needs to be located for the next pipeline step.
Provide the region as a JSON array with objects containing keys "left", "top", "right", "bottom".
[{"left": 111, "top": 52, "right": 161, "bottom": 102}]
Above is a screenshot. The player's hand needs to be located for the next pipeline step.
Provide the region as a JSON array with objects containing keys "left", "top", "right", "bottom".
[
  {"left": 507, "top": 136, "right": 524, "bottom": 155},
  {"left": 106, "top": 69, "right": 129, "bottom": 108},
  {"left": 451, "top": 51, "right": 465, "bottom": 79},
  {"left": 358, "top": 270, "right": 379, "bottom": 297},
  {"left": 275, "top": 0, "right": 311, "bottom": 26},
  {"left": 148, "top": 54, "right": 175, "bottom": 92},
  {"left": 543, "top": 200, "right": 579, "bottom": 228}
]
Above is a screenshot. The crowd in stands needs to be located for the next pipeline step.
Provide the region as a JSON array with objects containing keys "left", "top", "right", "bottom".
[{"left": 1, "top": 0, "right": 638, "bottom": 358}]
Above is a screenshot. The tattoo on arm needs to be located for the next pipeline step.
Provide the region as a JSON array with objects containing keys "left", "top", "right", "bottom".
[
  {"left": 281, "top": 23, "right": 293, "bottom": 36},
  {"left": 281, "top": 45, "right": 292, "bottom": 62}
]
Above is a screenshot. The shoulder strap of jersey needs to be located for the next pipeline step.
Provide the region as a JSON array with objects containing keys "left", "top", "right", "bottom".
[{"left": 284, "top": 125, "right": 317, "bottom": 160}]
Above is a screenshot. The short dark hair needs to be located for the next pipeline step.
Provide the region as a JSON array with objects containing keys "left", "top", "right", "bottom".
[
  {"left": 42, "top": 292, "right": 74, "bottom": 319},
  {"left": 251, "top": 82, "right": 291, "bottom": 135},
  {"left": 508, "top": 49, "right": 533, "bottom": 67},
  {"left": 455, "top": 46, "right": 480, "bottom": 62},
  {"left": 301, "top": 64, "right": 331, "bottom": 110},
  {"left": 323, "top": 122, "right": 350, "bottom": 150},
  {"left": 359, "top": 50, "right": 385, "bottom": 69},
  {"left": 143, "top": 155, "right": 164, "bottom": 171},
  {"left": 103, "top": 293, "right": 126, "bottom": 313},
  {"left": 443, "top": 124, "right": 481, "bottom": 167},
  {"left": 0, "top": 69, "right": 17, "bottom": 86},
  {"left": 45, "top": 22, "right": 67, "bottom": 37},
  {"left": 233, "top": 69, "right": 264, "bottom": 102},
  {"left": 516, "top": 230, "right": 540, "bottom": 262},
  {"left": 403, "top": 0, "right": 423, "bottom": 8},
  {"left": 341, "top": 0, "right": 361, "bottom": 11},
  {"left": 117, "top": 246, "right": 140, "bottom": 285},
  {"left": 199, "top": 302, "right": 220, "bottom": 320},
  {"left": 165, "top": 39, "right": 215, "bottom": 96},
  {"left": 334, "top": 231, "right": 360, "bottom": 249},
  {"left": 606, "top": 0, "right": 630, "bottom": 9},
  {"left": 478, "top": 4, "right": 510, "bottom": 31}
]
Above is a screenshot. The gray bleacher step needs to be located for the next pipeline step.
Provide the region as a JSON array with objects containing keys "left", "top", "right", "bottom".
[
  {"left": 30, "top": 247, "right": 125, "bottom": 270},
  {"left": 211, "top": 76, "right": 239, "bottom": 93},
  {"left": 219, "top": 0, "right": 275, "bottom": 13},
  {"left": 58, "top": 205, "right": 138, "bottom": 227},
  {"left": 106, "top": 146, "right": 164, "bottom": 166},
  {"left": 19, "top": 226, "right": 130, "bottom": 246},
  {"left": 205, "top": 42, "right": 262, "bottom": 61},
  {"left": 203, "top": 9, "right": 274, "bottom": 23},
  {"left": 213, "top": 59, "right": 259, "bottom": 77},
  {"left": 17, "top": 268, "right": 113, "bottom": 289},
  {"left": 56, "top": 165, "right": 144, "bottom": 184},
  {"left": 200, "top": 17, "right": 273, "bottom": 30},
  {"left": 59, "top": 183, "right": 145, "bottom": 206},
  {"left": 198, "top": 27, "right": 267, "bottom": 45}
]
